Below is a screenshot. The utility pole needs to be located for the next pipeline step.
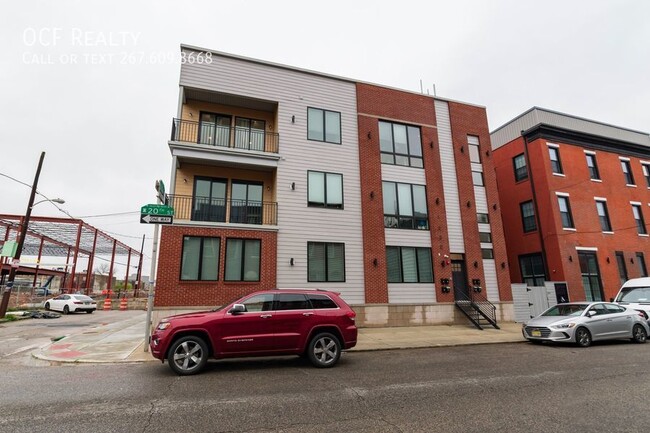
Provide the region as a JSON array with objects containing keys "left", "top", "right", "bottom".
[{"left": 0, "top": 151, "right": 45, "bottom": 318}]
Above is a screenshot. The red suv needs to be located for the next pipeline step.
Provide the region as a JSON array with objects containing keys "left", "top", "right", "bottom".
[{"left": 150, "top": 289, "right": 358, "bottom": 375}]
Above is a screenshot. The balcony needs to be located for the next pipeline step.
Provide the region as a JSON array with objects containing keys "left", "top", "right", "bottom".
[
  {"left": 168, "top": 195, "right": 278, "bottom": 226},
  {"left": 171, "top": 118, "right": 279, "bottom": 154}
]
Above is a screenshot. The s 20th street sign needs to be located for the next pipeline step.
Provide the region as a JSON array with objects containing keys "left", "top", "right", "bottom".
[{"left": 140, "top": 204, "right": 174, "bottom": 224}]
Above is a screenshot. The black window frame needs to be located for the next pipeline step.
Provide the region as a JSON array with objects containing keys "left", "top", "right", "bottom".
[
  {"left": 637, "top": 252, "right": 648, "bottom": 277},
  {"left": 230, "top": 179, "right": 264, "bottom": 224},
  {"left": 382, "top": 181, "right": 429, "bottom": 230},
  {"left": 579, "top": 251, "right": 604, "bottom": 301},
  {"left": 192, "top": 176, "right": 228, "bottom": 222},
  {"left": 477, "top": 213, "right": 490, "bottom": 224},
  {"left": 386, "top": 246, "right": 434, "bottom": 283},
  {"left": 519, "top": 253, "right": 546, "bottom": 287},
  {"left": 481, "top": 248, "right": 494, "bottom": 259},
  {"left": 224, "top": 238, "right": 262, "bottom": 282},
  {"left": 180, "top": 236, "right": 221, "bottom": 281},
  {"left": 632, "top": 204, "right": 647, "bottom": 235},
  {"left": 307, "top": 107, "right": 342, "bottom": 144},
  {"left": 642, "top": 163, "right": 650, "bottom": 188},
  {"left": 379, "top": 120, "right": 423, "bottom": 168},
  {"left": 479, "top": 232, "right": 492, "bottom": 243},
  {"left": 548, "top": 146, "right": 563, "bottom": 175},
  {"left": 513, "top": 153, "right": 528, "bottom": 182},
  {"left": 595, "top": 200, "right": 612, "bottom": 232},
  {"left": 307, "top": 242, "right": 346, "bottom": 283},
  {"left": 615, "top": 251, "right": 628, "bottom": 286},
  {"left": 520, "top": 200, "right": 537, "bottom": 233},
  {"left": 621, "top": 159, "right": 635, "bottom": 185},
  {"left": 307, "top": 170, "right": 344, "bottom": 209},
  {"left": 557, "top": 195, "right": 575, "bottom": 229},
  {"left": 585, "top": 153, "right": 600, "bottom": 180},
  {"left": 234, "top": 116, "right": 266, "bottom": 151}
]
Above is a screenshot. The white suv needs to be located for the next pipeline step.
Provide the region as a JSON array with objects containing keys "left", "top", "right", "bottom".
[{"left": 614, "top": 277, "right": 650, "bottom": 321}]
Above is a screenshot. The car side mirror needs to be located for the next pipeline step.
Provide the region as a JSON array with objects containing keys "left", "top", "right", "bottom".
[
  {"left": 587, "top": 310, "right": 597, "bottom": 317},
  {"left": 228, "top": 304, "right": 245, "bottom": 315}
]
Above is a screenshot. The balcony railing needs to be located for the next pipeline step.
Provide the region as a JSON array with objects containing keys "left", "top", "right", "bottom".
[
  {"left": 171, "top": 118, "right": 279, "bottom": 154},
  {"left": 167, "top": 194, "right": 278, "bottom": 226}
]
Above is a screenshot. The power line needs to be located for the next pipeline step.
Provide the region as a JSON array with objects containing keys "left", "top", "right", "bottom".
[{"left": 78, "top": 211, "right": 140, "bottom": 218}]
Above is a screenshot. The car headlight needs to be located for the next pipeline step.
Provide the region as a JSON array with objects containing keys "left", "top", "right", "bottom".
[
  {"left": 156, "top": 321, "right": 171, "bottom": 331},
  {"left": 552, "top": 322, "right": 576, "bottom": 329}
]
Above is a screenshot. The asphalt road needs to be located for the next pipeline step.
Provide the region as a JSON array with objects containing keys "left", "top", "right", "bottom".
[{"left": 1, "top": 341, "right": 648, "bottom": 433}]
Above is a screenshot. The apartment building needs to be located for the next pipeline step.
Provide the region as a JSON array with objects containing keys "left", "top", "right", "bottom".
[
  {"left": 491, "top": 107, "right": 650, "bottom": 303},
  {"left": 155, "top": 45, "right": 512, "bottom": 325}
]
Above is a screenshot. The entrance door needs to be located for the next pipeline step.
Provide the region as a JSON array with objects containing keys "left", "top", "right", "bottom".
[
  {"left": 198, "top": 112, "right": 231, "bottom": 147},
  {"left": 451, "top": 255, "right": 469, "bottom": 300},
  {"left": 230, "top": 181, "right": 263, "bottom": 224}
]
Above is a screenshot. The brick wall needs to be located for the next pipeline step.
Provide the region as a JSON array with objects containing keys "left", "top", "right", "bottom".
[{"left": 155, "top": 225, "right": 277, "bottom": 307}]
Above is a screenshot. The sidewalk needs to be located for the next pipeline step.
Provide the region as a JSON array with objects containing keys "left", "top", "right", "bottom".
[{"left": 32, "top": 313, "right": 525, "bottom": 363}]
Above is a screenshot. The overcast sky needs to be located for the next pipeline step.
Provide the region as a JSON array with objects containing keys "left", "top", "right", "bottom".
[{"left": 2, "top": 0, "right": 649, "bottom": 278}]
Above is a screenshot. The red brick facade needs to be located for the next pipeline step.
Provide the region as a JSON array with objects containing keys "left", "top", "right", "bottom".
[{"left": 155, "top": 225, "right": 277, "bottom": 307}]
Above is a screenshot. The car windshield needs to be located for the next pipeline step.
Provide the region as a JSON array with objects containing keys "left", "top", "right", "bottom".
[
  {"left": 616, "top": 287, "right": 650, "bottom": 303},
  {"left": 74, "top": 295, "right": 93, "bottom": 302},
  {"left": 542, "top": 304, "right": 587, "bottom": 317}
]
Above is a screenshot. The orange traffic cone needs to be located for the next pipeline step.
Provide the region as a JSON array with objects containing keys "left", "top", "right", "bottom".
[
  {"left": 103, "top": 297, "right": 112, "bottom": 311},
  {"left": 119, "top": 297, "right": 128, "bottom": 311}
]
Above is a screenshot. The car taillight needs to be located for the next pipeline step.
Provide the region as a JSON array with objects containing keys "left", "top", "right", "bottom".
[
  {"left": 346, "top": 310, "right": 356, "bottom": 321},
  {"left": 73, "top": 301, "right": 83, "bottom": 305},
  {"left": 637, "top": 310, "right": 648, "bottom": 320}
]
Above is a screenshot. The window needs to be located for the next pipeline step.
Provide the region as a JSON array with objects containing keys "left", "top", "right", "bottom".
[
  {"left": 241, "top": 293, "right": 273, "bottom": 312},
  {"left": 379, "top": 121, "right": 423, "bottom": 168},
  {"left": 225, "top": 239, "right": 261, "bottom": 281},
  {"left": 520, "top": 201, "right": 536, "bottom": 233},
  {"left": 235, "top": 117, "right": 265, "bottom": 151},
  {"left": 621, "top": 159, "right": 635, "bottom": 185},
  {"left": 632, "top": 204, "right": 647, "bottom": 234},
  {"left": 477, "top": 213, "right": 490, "bottom": 224},
  {"left": 307, "top": 294, "right": 338, "bottom": 309},
  {"left": 615, "top": 251, "right": 628, "bottom": 286},
  {"left": 386, "top": 247, "right": 433, "bottom": 283},
  {"left": 382, "top": 182, "right": 428, "bottom": 230},
  {"left": 479, "top": 232, "right": 492, "bottom": 243},
  {"left": 308, "top": 242, "right": 345, "bottom": 282},
  {"left": 198, "top": 112, "right": 231, "bottom": 146},
  {"left": 307, "top": 108, "right": 341, "bottom": 144},
  {"left": 637, "top": 252, "right": 648, "bottom": 277},
  {"left": 276, "top": 293, "right": 310, "bottom": 310},
  {"left": 519, "top": 254, "right": 546, "bottom": 286},
  {"left": 557, "top": 195, "right": 574, "bottom": 229},
  {"left": 585, "top": 153, "right": 600, "bottom": 180},
  {"left": 548, "top": 146, "right": 563, "bottom": 174},
  {"left": 481, "top": 249, "right": 494, "bottom": 259},
  {"left": 180, "top": 236, "right": 220, "bottom": 281},
  {"left": 579, "top": 251, "right": 603, "bottom": 301},
  {"left": 193, "top": 177, "right": 227, "bottom": 222},
  {"left": 513, "top": 153, "right": 528, "bottom": 182},
  {"left": 643, "top": 164, "right": 650, "bottom": 187},
  {"left": 595, "top": 200, "right": 612, "bottom": 232},
  {"left": 308, "top": 171, "right": 343, "bottom": 209},
  {"left": 230, "top": 181, "right": 263, "bottom": 224},
  {"left": 468, "top": 136, "right": 481, "bottom": 163},
  {"left": 471, "top": 171, "right": 484, "bottom": 186}
]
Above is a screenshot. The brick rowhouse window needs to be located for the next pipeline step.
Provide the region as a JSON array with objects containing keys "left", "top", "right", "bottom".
[
  {"left": 579, "top": 251, "right": 604, "bottom": 301},
  {"left": 379, "top": 121, "right": 423, "bottom": 168},
  {"left": 615, "top": 251, "right": 628, "bottom": 286},
  {"left": 307, "top": 107, "right": 341, "bottom": 144},
  {"left": 308, "top": 242, "right": 345, "bottom": 282},
  {"left": 621, "top": 159, "right": 635, "bottom": 185},
  {"left": 585, "top": 152, "right": 600, "bottom": 180},
  {"left": 637, "top": 252, "right": 648, "bottom": 277},
  {"left": 386, "top": 246, "right": 433, "bottom": 283},
  {"left": 557, "top": 195, "right": 574, "bottom": 229},
  {"left": 308, "top": 171, "right": 343, "bottom": 209},
  {"left": 642, "top": 163, "right": 650, "bottom": 187},
  {"left": 595, "top": 200, "right": 612, "bottom": 232},
  {"left": 632, "top": 203, "right": 647, "bottom": 235},
  {"left": 180, "top": 236, "right": 220, "bottom": 281},
  {"left": 548, "top": 145, "right": 563, "bottom": 175},
  {"left": 382, "top": 181, "right": 428, "bottom": 230},
  {"left": 519, "top": 254, "right": 546, "bottom": 286},
  {"left": 224, "top": 239, "right": 261, "bottom": 281},
  {"left": 468, "top": 136, "right": 481, "bottom": 163},
  {"left": 520, "top": 200, "right": 536, "bottom": 233},
  {"left": 513, "top": 153, "right": 528, "bottom": 182}
]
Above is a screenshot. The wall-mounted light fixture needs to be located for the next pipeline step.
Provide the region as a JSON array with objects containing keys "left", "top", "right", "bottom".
[
  {"left": 569, "top": 255, "right": 573, "bottom": 262},
  {"left": 290, "top": 258, "right": 294, "bottom": 266},
  {"left": 370, "top": 191, "right": 375, "bottom": 199},
  {"left": 492, "top": 203, "right": 497, "bottom": 211},
  {"left": 501, "top": 262, "right": 506, "bottom": 269},
  {"left": 606, "top": 257, "right": 610, "bottom": 263},
  {"left": 267, "top": 186, "right": 271, "bottom": 191},
  {"left": 466, "top": 201, "right": 471, "bottom": 208},
  {"left": 460, "top": 145, "right": 464, "bottom": 153},
  {"left": 430, "top": 141, "right": 434, "bottom": 148},
  {"left": 631, "top": 257, "right": 635, "bottom": 264},
  {"left": 473, "top": 261, "right": 478, "bottom": 268},
  {"left": 291, "top": 182, "right": 295, "bottom": 190},
  {"left": 291, "top": 115, "right": 295, "bottom": 123},
  {"left": 485, "top": 150, "right": 490, "bottom": 157},
  {"left": 367, "top": 132, "right": 372, "bottom": 140},
  {"left": 435, "top": 197, "right": 440, "bottom": 205},
  {"left": 373, "top": 258, "right": 378, "bottom": 267}
]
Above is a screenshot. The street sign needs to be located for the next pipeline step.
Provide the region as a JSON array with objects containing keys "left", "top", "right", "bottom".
[
  {"left": 1, "top": 241, "right": 17, "bottom": 258},
  {"left": 141, "top": 204, "right": 174, "bottom": 224},
  {"left": 155, "top": 180, "right": 167, "bottom": 204}
]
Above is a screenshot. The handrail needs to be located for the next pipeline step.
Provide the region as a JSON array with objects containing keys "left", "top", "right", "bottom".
[
  {"left": 166, "top": 194, "right": 278, "bottom": 226},
  {"left": 171, "top": 118, "right": 279, "bottom": 154}
]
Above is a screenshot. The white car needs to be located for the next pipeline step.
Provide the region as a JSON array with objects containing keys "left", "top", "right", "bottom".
[
  {"left": 614, "top": 277, "right": 650, "bottom": 322},
  {"left": 44, "top": 294, "right": 97, "bottom": 314}
]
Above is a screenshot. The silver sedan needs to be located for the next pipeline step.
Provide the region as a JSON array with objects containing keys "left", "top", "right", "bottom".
[{"left": 522, "top": 302, "right": 649, "bottom": 347}]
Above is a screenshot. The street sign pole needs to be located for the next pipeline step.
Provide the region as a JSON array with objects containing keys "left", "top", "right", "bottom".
[{"left": 144, "top": 194, "right": 162, "bottom": 352}]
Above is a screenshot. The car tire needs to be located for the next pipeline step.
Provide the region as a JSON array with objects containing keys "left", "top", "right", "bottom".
[
  {"left": 44, "top": 302, "right": 50, "bottom": 311},
  {"left": 63, "top": 305, "right": 69, "bottom": 315},
  {"left": 307, "top": 332, "right": 341, "bottom": 368},
  {"left": 528, "top": 339, "right": 543, "bottom": 345},
  {"left": 86, "top": 310, "right": 93, "bottom": 314},
  {"left": 575, "top": 327, "right": 591, "bottom": 347},
  {"left": 167, "top": 335, "right": 209, "bottom": 376},
  {"left": 632, "top": 324, "right": 647, "bottom": 344}
]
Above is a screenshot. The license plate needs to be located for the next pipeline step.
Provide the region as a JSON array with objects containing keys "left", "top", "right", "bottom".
[
  {"left": 84, "top": 302, "right": 90, "bottom": 305},
  {"left": 531, "top": 330, "right": 541, "bottom": 337}
]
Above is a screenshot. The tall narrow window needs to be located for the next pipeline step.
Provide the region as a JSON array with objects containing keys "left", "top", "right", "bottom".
[
  {"left": 307, "top": 107, "right": 341, "bottom": 144},
  {"left": 225, "top": 239, "right": 261, "bottom": 281},
  {"left": 632, "top": 203, "right": 647, "bottom": 234},
  {"left": 193, "top": 177, "right": 227, "bottom": 222},
  {"left": 585, "top": 153, "right": 600, "bottom": 180},
  {"left": 468, "top": 136, "right": 481, "bottom": 163},
  {"left": 180, "top": 236, "right": 220, "bottom": 281},
  {"left": 382, "top": 181, "right": 428, "bottom": 230},
  {"left": 520, "top": 201, "right": 536, "bottom": 233},
  {"left": 235, "top": 117, "right": 265, "bottom": 151},
  {"left": 579, "top": 251, "right": 603, "bottom": 301},
  {"left": 557, "top": 195, "right": 574, "bottom": 229},
  {"left": 308, "top": 171, "right": 343, "bottom": 209},
  {"left": 595, "top": 200, "right": 612, "bottom": 232},
  {"left": 519, "top": 254, "right": 546, "bottom": 286},
  {"left": 230, "top": 181, "right": 263, "bottom": 224},
  {"left": 621, "top": 159, "right": 635, "bottom": 185},
  {"left": 548, "top": 146, "right": 563, "bottom": 174},
  {"left": 308, "top": 242, "right": 345, "bottom": 282},
  {"left": 379, "top": 121, "right": 423, "bottom": 168},
  {"left": 615, "top": 251, "right": 628, "bottom": 286},
  {"left": 386, "top": 247, "right": 433, "bottom": 283},
  {"left": 642, "top": 163, "right": 650, "bottom": 187},
  {"left": 637, "top": 252, "right": 648, "bottom": 277},
  {"left": 513, "top": 153, "right": 528, "bottom": 182}
]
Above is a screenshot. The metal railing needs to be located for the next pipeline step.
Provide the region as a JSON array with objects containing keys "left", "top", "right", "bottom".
[
  {"left": 167, "top": 194, "right": 278, "bottom": 226},
  {"left": 454, "top": 286, "right": 499, "bottom": 330},
  {"left": 171, "top": 118, "right": 279, "bottom": 154}
]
